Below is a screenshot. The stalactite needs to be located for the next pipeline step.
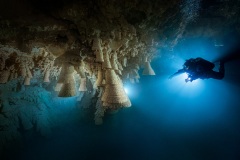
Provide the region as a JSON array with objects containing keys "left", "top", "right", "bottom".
[
  {"left": 79, "top": 78, "right": 87, "bottom": 92},
  {"left": 101, "top": 69, "right": 131, "bottom": 109},
  {"left": 58, "top": 64, "right": 76, "bottom": 97},
  {"left": 0, "top": 69, "right": 10, "bottom": 84}
]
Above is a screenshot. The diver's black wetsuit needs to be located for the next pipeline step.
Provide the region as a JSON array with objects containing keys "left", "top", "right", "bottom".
[{"left": 169, "top": 58, "right": 225, "bottom": 82}]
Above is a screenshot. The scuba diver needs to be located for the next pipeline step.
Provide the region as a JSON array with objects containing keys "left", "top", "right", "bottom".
[{"left": 169, "top": 57, "right": 225, "bottom": 82}]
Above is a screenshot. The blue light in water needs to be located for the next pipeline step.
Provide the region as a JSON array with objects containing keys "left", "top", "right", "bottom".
[
  {"left": 179, "top": 72, "right": 200, "bottom": 85},
  {"left": 167, "top": 72, "right": 204, "bottom": 96},
  {"left": 124, "top": 87, "right": 129, "bottom": 94},
  {"left": 123, "top": 84, "right": 139, "bottom": 98}
]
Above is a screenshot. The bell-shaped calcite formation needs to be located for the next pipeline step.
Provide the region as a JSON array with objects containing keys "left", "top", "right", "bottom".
[
  {"left": 92, "top": 38, "right": 104, "bottom": 63},
  {"left": 24, "top": 76, "right": 31, "bottom": 85},
  {"left": 117, "top": 61, "right": 123, "bottom": 71},
  {"left": 43, "top": 70, "right": 50, "bottom": 82},
  {"left": 110, "top": 30, "right": 123, "bottom": 52},
  {"left": 58, "top": 82, "right": 76, "bottom": 97},
  {"left": 0, "top": 69, "right": 10, "bottom": 83},
  {"left": 77, "top": 60, "right": 86, "bottom": 78},
  {"left": 105, "top": 69, "right": 119, "bottom": 85},
  {"left": 94, "top": 65, "right": 103, "bottom": 88},
  {"left": 101, "top": 69, "right": 131, "bottom": 109},
  {"left": 0, "top": 52, "right": 8, "bottom": 70},
  {"left": 102, "top": 84, "right": 131, "bottom": 108},
  {"left": 89, "top": 73, "right": 97, "bottom": 90},
  {"left": 95, "top": 50, "right": 104, "bottom": 62},
  {"left": 58, "top": 64, "right": 76, "bottom": 97},
  {"left": 84, "top": 62, "right": 94, "bottom": 78},
  {"left": 92, "top": 38, "right": 101, "bottom": 51},
  {"left": 80, "top": 69, "right": 86, "bottom": 78},
  {"left": 57, "top": 64, "right": 74, "bottom": 83},
  {"left": 40, "top": 57, "right": 55, "bottom": 83},
  {"left": 54, "top": 83, "right": 63, "bottom": 92},
  {"left": 92, "top": 29, "right": 104, "bottom": 62},
  {"left": 122, "top": 57, "right": 127, "bottom": 67},
  {"left": 16, "top": 56, "right": 34, "bottom": 79},
  {"left": 142, "top": 61, "right": 156, "bottom": 75},
  {"left": 55, "top": 67, "right": 64, "bottom": 91},
  {"left": 26, "top": 65, "right": 33, "bottom": 78},
  {"left": 102, "top": 47, "right": 112, "bottom": 69},
  {"left": 110, "top": 51, "right": 118, "bottom": 70},
  {"left": 129, "top": 69, "right": 140, "bottom": 83},
  {"left": 92, "top": 30, "right": 101, "bottom": 48},
  {"left": 132, "top": 69, "right": 140, "bottom": 78},
  {"left": 79, "top": 78, "right": 87, "bottom": 92},
  {"left": 24, "top": 68, "right": 32, "bottom": 85},
  {"left": 20, "top": 65, "right": 27, "bottom": 77},
  {"left": 101, "top": 79, "right": 106, "bottom": 86}
]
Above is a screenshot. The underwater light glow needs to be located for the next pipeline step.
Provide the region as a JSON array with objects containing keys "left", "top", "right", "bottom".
[
  {"left": 179, "top": 73, "right": 200, "bottom": 85},
  {"left": 166, "top": 72, "right": 205, "bottom": 98},
  {"left": 124, "top": 87, "right": 129, "bottom": 94},
  {"left": 123, "top": 85, "right": 138, "bottom": 97}
]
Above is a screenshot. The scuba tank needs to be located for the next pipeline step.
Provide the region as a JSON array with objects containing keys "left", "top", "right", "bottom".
[
  {"left": 195, "top": 57, "right": 215, "bottom": 70},
  {"left": 183, "top": 57, "right": 215, "bottom": 81}
]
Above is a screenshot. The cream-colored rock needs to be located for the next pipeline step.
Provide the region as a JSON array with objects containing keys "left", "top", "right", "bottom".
[
  {"left": 110, "top": 51, "right": 118, "bottom": 70},
  {"left": 57, "top": 64, "right": 76, "bottom": 97},
  {"left": 43, "top": 70, "right": 50, "bottom": 82},
  {"left": 79, "top": 78, "right": 87, "bottom": 92},
  {"left": 95, "top": 50, "right": 104, "bottom": 62},
  {"left": 102, "top": 48, "right": 112, "bottom": 69},
  {"left": 101, "top": 69, "right": 131, "bottom": 109},
  {"left": 94, "top": 65, "right": 103, "bottom": 87},
  {"left": 0, "top": 70, "right": 10, "bottom": 83},
  {"left": 58, "top": 82, "right": 76, "bottom": 97},
  {"left": 0, "top": 52, "right": 8, "bottom": 70},
  {"left": 54, "top": 83, "right": 63, "bottom": 92},
  {"left": 142, "top": 61, "right": 156, "bottom": 75},
  {"left": 24, "top": 76, "right": 31, "bottom": 86}
]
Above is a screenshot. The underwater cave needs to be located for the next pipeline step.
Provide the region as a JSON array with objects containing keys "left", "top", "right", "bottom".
[{"left": 1, "top": 0, "right": 240, "bottom": 160}]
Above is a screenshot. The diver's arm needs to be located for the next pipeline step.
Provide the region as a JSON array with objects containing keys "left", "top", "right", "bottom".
[{"left": 169, "top": 69, "right": 185, "bottom": 79}]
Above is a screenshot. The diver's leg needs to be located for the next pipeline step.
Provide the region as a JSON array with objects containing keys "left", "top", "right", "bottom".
[
  {"left": 208, "top": 62, "right": 225, "bottom": 79},
  {"left": 219, "top": 61, "right": 225, "bottom": 76}
]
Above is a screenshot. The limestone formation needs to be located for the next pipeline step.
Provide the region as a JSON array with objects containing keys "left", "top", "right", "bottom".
[
  {"left": 58, "top": 64, "right": 76, "bottom": 97},
  {"left": 101, "top": 69, "right": 131, "bottom": 109}
]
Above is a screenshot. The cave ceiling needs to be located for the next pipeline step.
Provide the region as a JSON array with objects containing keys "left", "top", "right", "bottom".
[
  {"left": 0, "top": 0, "right": 240, "bottom": 111},
  {"left": 1, "top": 0, "right": 239, "bottom": 56}
]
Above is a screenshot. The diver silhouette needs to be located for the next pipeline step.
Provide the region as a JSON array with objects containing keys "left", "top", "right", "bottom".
[{"left": 169, "top": 57, "right": 225, "bottom": 82}]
